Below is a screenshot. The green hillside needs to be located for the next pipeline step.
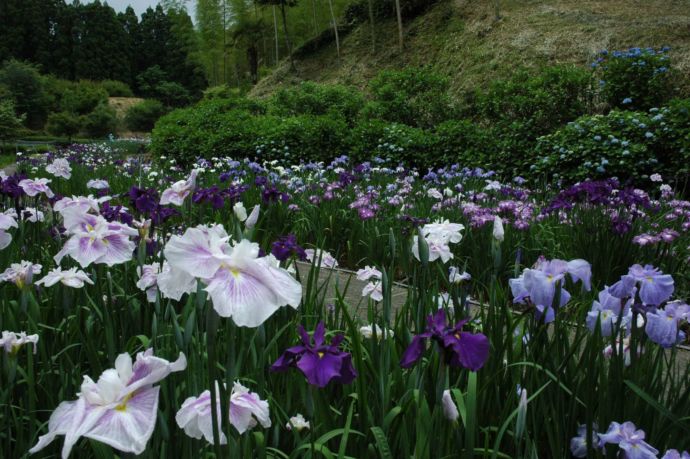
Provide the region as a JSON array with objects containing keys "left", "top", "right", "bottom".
[{"left": 252, "top": 0, "right": 690, "bottom": 97}]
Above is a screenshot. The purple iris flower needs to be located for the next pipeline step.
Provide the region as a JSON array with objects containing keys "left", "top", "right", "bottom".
[
  {"left": 271, "top": 234, "right": 307, "bottom": 262},
  {"left": 1, "top": 173, "right": 27, "bottom": 199},
  {"left": 129, "top": 187, "right": 160, "bottom": 214},
  {"left": 609, "top": 264, "right": 674, "bottom": 306},
  {"left": 270, "top": 322, "right": 357, "bottom": 388},
  {"left": 400, "top": 309, "right": 489, "bottom": 371},
  {"left": 644, "top": 301, "right": 689, "bottom": 348},
  {"left": 598, "top": 421, "right": 659, "bottom": 459},
  {"left": 193, "top": 186, "right": 226, "bottom": 209}
]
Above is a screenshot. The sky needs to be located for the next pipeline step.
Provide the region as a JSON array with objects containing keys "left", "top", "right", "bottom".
[{"left": 87, "top": 0, "right": 196, "bottom": 18}]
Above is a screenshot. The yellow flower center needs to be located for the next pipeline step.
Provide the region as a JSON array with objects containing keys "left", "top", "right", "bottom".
[
  {"left": 318, "top": 352, "right": 325, "bottom": 359},
  {"left": 115, "top": 393, "right": 134, "bottom": 412}
]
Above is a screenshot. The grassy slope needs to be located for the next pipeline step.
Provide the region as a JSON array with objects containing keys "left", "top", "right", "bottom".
[
  {"left": 108, "top": 96, "right": 144, "bottom": 118},
  {"left": 252, "top": 0, "right": 690, "bottom": 98}
]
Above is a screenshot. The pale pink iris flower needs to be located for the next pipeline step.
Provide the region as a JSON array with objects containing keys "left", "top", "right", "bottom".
[
  {"left": 30, "top": 349, "right": 186, "bottom": 458},
  {"left": 164, "top": 224, "right": 302, "bottom": 327},
  {"left": 160, "top": 169, "right": 199, "bottom": 206},
  {"left": 175, "top": 381, "right": 271, "bottom": 444}
]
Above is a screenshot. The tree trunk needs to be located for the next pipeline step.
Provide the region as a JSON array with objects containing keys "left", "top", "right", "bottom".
[
  {"left": 327, "top": 0, "right": 340, "bottom": 60},
  {"left": 367, "top": 0, "right": 376, "bottom": 51},
  {"left": 394, "top": 0, "right": 403, "bottom": 50},
  {"left": 248, "top": 45, "right": 259, "bottom": 84},
  {"left": 272, "top": 5, "right": 280, "bottom": 64},
  {"left": 311, "top": 0, "right": 319, "bottom": 37},
  {"left": 279, "top": 2, "right": 296, "bottom": 71}
]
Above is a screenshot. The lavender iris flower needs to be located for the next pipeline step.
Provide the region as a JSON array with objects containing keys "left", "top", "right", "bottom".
[
  {"left": 661, "top": 450, "right": 690, "bottom": 459},
  {"left": 270, "top": 322, "right": 357, "bottom": 388},
  {"left": 609, "top": 264, "right": 674, "bottom": 306},
  {"left": 598, "top": 421, "right": 659, "bottom": 459},
  {"left": 644, "top": 301, "right": 689, "bottom": 348},
  {"left": 510, "top": 258, "right": 591, "bottom": 323},
  {"left": 586, "top": 287, "right": 633, "bottom": 337},
  {"left": 570, "top": 424, "right": 603, "bottom": 458},
  {"left": 400, "top": 309, "right": 489, "bottom": 372}
]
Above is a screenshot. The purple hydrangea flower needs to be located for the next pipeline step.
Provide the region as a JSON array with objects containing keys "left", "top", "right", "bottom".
[
  {"left": 400, "top": 309, "right": 489, "bottom": 371},
  {"left": 270, "top": 322, "right": 357, "bottom": 388}
]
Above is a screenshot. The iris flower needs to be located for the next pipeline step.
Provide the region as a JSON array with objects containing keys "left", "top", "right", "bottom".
[
  {"left": 1, "top": 260, "right": 42, "bottom": 289},
  {"left": 0, "top": 211, "right": 18, "bottom": 250},
  {"left": 644, "top": 301, "right": 689, "bottom": 348},
  {"left": 19, "top": 178, "right": 54, "bottom": 198},
  {"left": 271, "top": 322, "right": 357, "bottom": 388},
  {"left": 0, "top": 331, "right": 39, "bottom": 354},
  {"left": 400, "top": 309, "right": 489, "bottom": 371},
  {"left": 598, "top": 421, "right": 659, "bottom": 459},
  {"left": 160, "top": 169, "right": 198, "bottom": 206},
  {"left": 510, "top": 258, "right": 591, "bottom": 323},
  {"left": 54, "top": 213, "right": 138, "bottom": 268},
  {"left": 586, "top": 287, "right": 633, "bottom": 336},
  {"left": 175, "top": 381, "right": 271, "bottom": 444},
  {"left": 36, "top": 267, "right": 93, "bottom": 289},
  {"left": 609, "top": 264, "right": 674, "bottom": 306},
  {"left": 164, "top": 224, "right": 301, "bottom": 327},
  {"left": 46, "top": 158, "right": 72, "bottom": 179},
  {"left": 30, "top": 349, "right": 186, "bottom": 458}
]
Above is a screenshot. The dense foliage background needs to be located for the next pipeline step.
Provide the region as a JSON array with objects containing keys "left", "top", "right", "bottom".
[{"left": 152, "top": 47, "right": 690, "bottom": 187}]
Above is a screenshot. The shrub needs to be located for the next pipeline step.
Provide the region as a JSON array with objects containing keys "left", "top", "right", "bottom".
[
  {"left": 252, "top": 114, "right": 350, "bottom": 162},
  {"left": 155, "top": 81, "right": 191, "bottom": 107},
  {"left": 203, "top": 85, "right": 243, "bottom": 101},
  {"left": 533, "top": 102, "right": 690, "bottom": 184},
  {"left": 82, "top": 102, "right": 117, "bottom": 138},
  {"left": 350, "top": 119, "right": 433, "bottom": 164},
  {"left": 593, "top": 47, "right": 674, "bottom": 111},
  {"left": 433, "top": 119, "right": 495, "bottom": 167},
  {"left": 0, "top": 60, "right": 49, "bottom": 129},
  {"left": 0, "top": 99, "right": 25, "bottom": 144},
  {"left": 268, "top": 82, "right": 365, "bottom": 122},
  {"left": 151, "top": 100, "right": 258, "bottom": 164},
  {"left": 363, "top": 68, "right": 456, "bottom": 129},
  {"left": 125, "top": 100, "right": 167, "bottom": 132},
  {"left": 472, "top": 66, "right": 592, "bottom": 135},
  {"left": 100, "top": 80, "right": 134, "bottom": 97},
  {"left": 46, "top": 111, "right": 81, "bottom": 141},
  {"left": 60, "top": 81, "right": 109, "bottom": 115}
]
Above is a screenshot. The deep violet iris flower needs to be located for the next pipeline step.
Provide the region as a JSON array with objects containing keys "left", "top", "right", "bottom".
[
  {"left": 270, "top": 322, "right": 357, "bottom": 388},
  {"left": 400, "top": 309, "right": 489, "bottom": 371}
]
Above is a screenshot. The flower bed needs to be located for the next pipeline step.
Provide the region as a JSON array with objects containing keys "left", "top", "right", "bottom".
[{"left": 1, "top": 143, "right": 689, "bottom": 457}]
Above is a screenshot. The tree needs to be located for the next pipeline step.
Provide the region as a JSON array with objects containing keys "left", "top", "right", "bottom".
[
  {"left": 0, "top": 60, "right": 49, "bottom": 129},
  {"left": 0, "top": 100, "right": 25, "bottom": 146},
  {"left": 82, "top": 102, "right": 117, "bottom": 138},
  {"left": 72, "top": 1, "right": 131, "bottom": 81},
  {"left": 118, "top": 6, "right": 141, "bottom": 87},
  {"left": 196, "top": 0, "right": 224, "bottom": 85},
  {"left": 46, "top": 111, "right": 81, "bottom": 141},
  {"left": 256, "top": 0, "right": 298, "bottom": 71}
]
